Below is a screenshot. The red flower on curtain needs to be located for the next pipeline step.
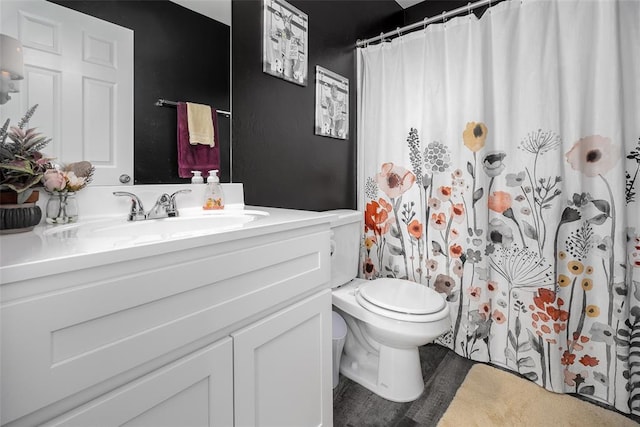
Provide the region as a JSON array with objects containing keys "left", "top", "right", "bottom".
[
  {"left": 530, "top": 288, "right": 569, "bottom": 344},
  {"left": 479, "top": 302, "right": 491, "bottom": 319},
  {"left": 437, "top": 186, "right": 453, "bottom": 201},
  {"left": 579, "top": 355, "right": 599, "bottom": 367},
  {"left": 488, "top": 191, "right": 512, "bottom": 213},
  {"left": 407, "top": 219, "right": 423, "bottom": 239},
  {"left": 492, "top": 309, "right": 506, "bottom": 324},
  {"left": 364, "top": 199, "right": 393, "bottom": 236},
  {"left": 450, "top": 203, "right": 465, "bottom": 222},
  {"left": 561, "top": 350, "right": 576, "bottom": 366},
  {"left": 449, "top": 244, "right": 463, "bottom": 258}
]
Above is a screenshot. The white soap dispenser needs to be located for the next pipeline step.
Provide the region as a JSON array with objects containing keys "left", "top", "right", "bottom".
[
  {"left": 191, "top": 170, "right": 204, "bottom": 184},
  {"left": 203, "top": 169, "right": 225, "bottom": 210}
]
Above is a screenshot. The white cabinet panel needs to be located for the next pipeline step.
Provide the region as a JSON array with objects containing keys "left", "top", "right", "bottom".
[
  {"left": 233, "top": 290, "right": 333, "bottom": 427},
  {"left": 43, "top": 338, "right": 233, "bottom": 427}
]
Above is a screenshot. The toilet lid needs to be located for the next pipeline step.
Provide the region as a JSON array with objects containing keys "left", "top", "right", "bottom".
[{"left": 358, "top": 278, "right": 446, "bottom": 315}]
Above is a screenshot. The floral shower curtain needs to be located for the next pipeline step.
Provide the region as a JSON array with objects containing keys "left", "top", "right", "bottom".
[{"left": 356, "top": 0, "right": 640, "bottom": 415}]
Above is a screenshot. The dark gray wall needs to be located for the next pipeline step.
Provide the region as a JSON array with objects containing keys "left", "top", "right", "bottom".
[
  {"left": 402, "top": 0, "right": 507, "bottom": 26},
  {"left": 232, "top": 0, "right": 402, "bottom": 211},
  {"left": 49, "top": 0, "right": 231, "bottom": 184}
]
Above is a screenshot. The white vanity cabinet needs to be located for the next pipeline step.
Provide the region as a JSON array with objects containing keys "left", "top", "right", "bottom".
[{"left": 1, "top": 217, "right": 333, "bottom": 427}]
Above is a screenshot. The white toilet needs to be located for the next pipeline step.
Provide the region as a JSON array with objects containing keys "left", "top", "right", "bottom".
[{"left": 328, "top": 210, "right": 451, "bottom": 403}]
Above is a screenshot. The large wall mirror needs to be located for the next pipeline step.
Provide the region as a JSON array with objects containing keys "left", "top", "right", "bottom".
[{"left": 0, "top": 0, "right": 231, "bottom": 185}]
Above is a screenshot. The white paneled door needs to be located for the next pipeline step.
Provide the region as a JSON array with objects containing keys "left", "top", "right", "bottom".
[{"left": 0, "top": 0, "right": 134, "bottom": 185}]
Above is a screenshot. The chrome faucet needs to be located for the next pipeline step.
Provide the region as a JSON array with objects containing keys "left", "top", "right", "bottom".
[
  {"left": 113, "top": 191, "right": 146, "bottom": 221},
  {"left": 113, "top": 189, "right": 192, "bottom": 221}
]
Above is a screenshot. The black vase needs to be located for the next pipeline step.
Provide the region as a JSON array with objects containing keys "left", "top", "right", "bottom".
[{"left": 0, "top": 203, "right": 43, "bottom": 234}]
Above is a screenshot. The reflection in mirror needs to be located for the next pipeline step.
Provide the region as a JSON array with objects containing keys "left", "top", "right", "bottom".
[
  {"left": 0, "top": 0, "right": 231, "bottom": 185},
  {"left": 0, "top": 0, "right": 134, "bottom": 186},
  {"left": 0, "top": 34, "right": 25, "bottom": 105}
]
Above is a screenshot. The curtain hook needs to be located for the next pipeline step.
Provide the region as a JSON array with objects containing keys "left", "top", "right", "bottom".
[
  {"left": 423, "top": 17, "right": 428, "bottom": 31},
  {"left": 467, "top": 2, "right": 472, "bottom": 19},
  {"left": 442, "top": 10, "right": 447, "bottom": 27},
  {"left": 489, "top": 0, "right": 492, "bottom": 14},
  {"left": 396, "top": 27, "right": 401, "bottom": 39}
]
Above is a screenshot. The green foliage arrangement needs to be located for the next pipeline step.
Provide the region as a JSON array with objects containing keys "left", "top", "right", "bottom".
[{"left": 0, "top": 105, "right": 52, "bottom": 203}]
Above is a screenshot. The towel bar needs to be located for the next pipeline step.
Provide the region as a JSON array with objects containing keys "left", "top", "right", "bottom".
[{"left": 155, "top": 98, "right": 231, "bottom": 117}]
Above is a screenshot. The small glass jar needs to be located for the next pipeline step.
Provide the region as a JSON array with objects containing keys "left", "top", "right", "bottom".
[{"left": 46, "top": 191, "right": 78, "bottom": 224}]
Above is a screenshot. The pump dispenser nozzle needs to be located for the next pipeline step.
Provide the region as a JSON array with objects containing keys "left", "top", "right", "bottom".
[
  {"left": 191, "top": 170, "right": 204, "bottom": 184},
  {"left": 207, "top": 170, "right": 219, "bottom": 183}
]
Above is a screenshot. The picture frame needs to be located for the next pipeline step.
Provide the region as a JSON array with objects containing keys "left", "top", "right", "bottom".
[
  {"left": 315, "top": 66, "right": 349, "bottom": 140},
  {"left": 262, "top": 0, "right": 308, "bottom": 86}
]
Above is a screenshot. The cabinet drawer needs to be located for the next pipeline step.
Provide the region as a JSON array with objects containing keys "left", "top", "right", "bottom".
[{"left": 1, "top": 228, "right": 329, "bottom": 424}]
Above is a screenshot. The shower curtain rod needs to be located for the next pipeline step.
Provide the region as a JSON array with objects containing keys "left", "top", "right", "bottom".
[{"left": 356, "top": 0, "right": 493, "bottom": 47}]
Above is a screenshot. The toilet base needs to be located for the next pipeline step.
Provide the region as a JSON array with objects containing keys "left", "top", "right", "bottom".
[{"left": 339, "top": 343, "right": 424, "bottom": 402}]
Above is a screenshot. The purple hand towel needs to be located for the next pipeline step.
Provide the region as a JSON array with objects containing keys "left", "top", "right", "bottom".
[{"left": 177, "top": 102, "right": 220, "bottom": 178}]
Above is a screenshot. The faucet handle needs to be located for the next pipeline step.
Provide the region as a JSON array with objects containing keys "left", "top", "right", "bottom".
[
  {"left": 156, "top": 193, "right": 171, "bottom": 205},
  {"left": 146, "top": 193, "right": 172, "bottom": 219},
  {"left": 113, "top": 191, "right": 146, "bottom": 221},
  {"left": 168, "top": 189, "right": 192, "bottom": 217}
]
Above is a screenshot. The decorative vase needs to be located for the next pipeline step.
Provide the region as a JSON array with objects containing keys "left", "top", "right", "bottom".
[
  {"left": 45, "top": 191, "right": 78, "bottom": 224},
  {"left": 0, "top": 190, "right": 42, "bottom": 234}
]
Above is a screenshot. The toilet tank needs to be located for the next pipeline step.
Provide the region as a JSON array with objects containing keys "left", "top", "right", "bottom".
[{"left": 325, "top": 210, "right": 363, "bottom": 288}]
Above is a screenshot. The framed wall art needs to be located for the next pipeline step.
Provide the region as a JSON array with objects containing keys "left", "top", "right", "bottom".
[
  {"left": 315, "top": 66, "right": 349, "bottom": 140},
  {"left": 262, "top": 0, "right": 308, "bottom": 86}
]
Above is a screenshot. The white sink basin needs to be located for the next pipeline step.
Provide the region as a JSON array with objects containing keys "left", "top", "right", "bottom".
[{"left": 42, "top": 209, "right": 269, "bottom": 243}]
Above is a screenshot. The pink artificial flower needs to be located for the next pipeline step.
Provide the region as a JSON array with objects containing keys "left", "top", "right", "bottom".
[{"left": 43, "top": 169, "right": 66, "bottom": 192}]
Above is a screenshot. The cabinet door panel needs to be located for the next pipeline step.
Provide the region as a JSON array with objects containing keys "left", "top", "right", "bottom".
[
  {"left": 43, "top": 338, "right": 233, "bottom": 427},
  {"left": 233, "top": 290, "right": 332, "bottom": 427}
]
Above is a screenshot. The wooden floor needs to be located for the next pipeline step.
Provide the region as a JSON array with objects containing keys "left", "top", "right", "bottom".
[
  {"left": 332, "top": 343, "right": 640, "bottom": 426},
  {"left": 332, "top": 344, "right": 474, "bottom": 427}
]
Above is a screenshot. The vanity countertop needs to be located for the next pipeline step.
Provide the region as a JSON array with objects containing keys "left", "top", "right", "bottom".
[{"left": 0, "top": 206, "right": 335, "bottom": 285}]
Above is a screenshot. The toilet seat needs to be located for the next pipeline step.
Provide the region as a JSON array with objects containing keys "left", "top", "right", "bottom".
[{"left": 355, "top": 278, "right": 447, "bottom": 323}]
